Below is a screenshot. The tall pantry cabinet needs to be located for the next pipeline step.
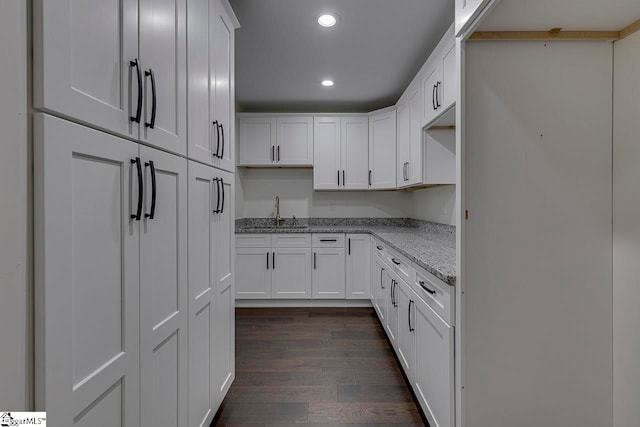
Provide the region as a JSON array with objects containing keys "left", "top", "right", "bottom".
[{"left": 32, "top": 1, "right": 239, "bottom": 426}]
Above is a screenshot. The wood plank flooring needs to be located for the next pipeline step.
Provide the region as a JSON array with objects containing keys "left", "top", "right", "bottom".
[{"left": 212, "top": 307, "right": 427, "bottom": 426}]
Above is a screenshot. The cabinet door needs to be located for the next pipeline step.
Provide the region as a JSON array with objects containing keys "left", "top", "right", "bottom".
[
  {"left": 34, "top": 114, "right": 140, "bottom": 427},
  {"left": 396, "top": 102, "right": 410, "bottom": 188},
  {"left": 397, "top": 281, "right": 416, "bottom": 381},
  {"left": 313, "top": 117, "right": 341, "bottom": 190},
  {"left": 33, "top": 0, "right": 139, "bottom": 140},
  {"left": 139, "top": 146, "right": 188, "bottom": 427},
  {"left": 272, "top": 248, "right": 312, "bottom": 298},
  {"left": 422, "top": 63, "right": 441, "bottom": 127},
  {"left": 414, "top": 297, "right": 454, "bottom": 427},
  {"left": 211, "top": 0, "right": 236, "bottom": 173},
  {"left": 238, "top": 117, "right": 277, "bottom": 165},
  {"left": 277, "top": 116, "right": 313, "bottom": 165},
  {"left": 440, "top": 41, "right": 457, "bottom": 112},
  {"left": 187, "top": 0, "right": 213, "bottom": 165},
  {"left": 385, "top": 273, "right": 399, "bottom": 349},
  {"left": 407, "top": 85, "right": 424, "bottom": 185},
  {"left": 235, "top": 248, "right": 272, "bottom": 299},
  {"left": 341, "top": 116, "right": 369, "bottom": 190},
  {"left": 368, "top": 110, "right": 397, "bottom": 189},
  {"left": 312, "top": 248, "right": 346, "bottom": 299},
  {"left": 346, "top": 234, "right": 370, "bottom": 299},
  {"left": 211, "top": 167, "right": 235, "bottom": 402},
  {"left": 139, "top": 0, "right": 187, "bottom": 155},
  {"left": 372, "top": 256, "right": 387, "bottom": 322},
  {"left": 187, "top": 161, "right": 217, "bottom": 427}
]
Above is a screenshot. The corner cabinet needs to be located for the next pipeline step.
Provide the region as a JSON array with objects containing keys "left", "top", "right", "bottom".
[
  {"left": 34, "top": 0, "right": 188, "bottom": 156},
  {"left": 369, "top": 109, "right": 397, "bottom": 190},
  {"left": 187, "top": 0, "right": 238, "bottom": 172},
  {"left": 238, "top": 115, "right": 313, "bottom": 166}
]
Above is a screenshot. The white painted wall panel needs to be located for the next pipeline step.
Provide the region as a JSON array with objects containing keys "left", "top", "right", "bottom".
[
  {"left": 465, "top": 41, "right": 613, "bottom": 427},
  {"left": 613, "top": 30, "right": 640, "bottom": 427}
]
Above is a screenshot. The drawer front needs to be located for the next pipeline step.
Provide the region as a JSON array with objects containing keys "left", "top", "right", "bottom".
[
  {"left": 372, "top": 238, "right": 386, "bottom": 258},
  {"left": 272, "top": 233, "right": 312, "bottom": 248},
  {"left": 312, "top": 233, "right": 345, "bottom": 248},
  {"left": 236, "top": 234, "right": 272, "bottom": 248},
  {"left": 386, "top": 247, "right": 413, "bottom": 284},
  {"left": 413, "top": 265, "right": 454, "bottom": 326}
]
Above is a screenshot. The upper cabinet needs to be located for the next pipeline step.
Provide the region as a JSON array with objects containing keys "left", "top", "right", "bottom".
[
  {"left": 423, "top": 30, "right": 456, "bottom": 128},
  {"left": 238, "top": 115, "right": 313, "bottom": 166},
  {"left": 187, "top": 0, "right": 239, "bottom": 171},
  {"left": 313, "top": 116, "right": 369, "bottom": 190},
  {"left": 455, "top": 0, "right": 492, "bottom": 36},
  {"left": 33, "top": 0, "right": 188, "bottom": 156},
  {"left": 369, "top": 109, "right": 397, "bottom": 190},
  {"left": 397, "top": 84, "right": 424, "bottom": 188}
]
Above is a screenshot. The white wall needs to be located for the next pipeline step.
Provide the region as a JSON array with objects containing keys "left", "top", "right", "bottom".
[
  {"left": 412, "top": 186, "right": 456, "bottom": 225},
  {"left": 237, "top": 168, "right": 414, "bottom": 218},
  {"left": 464, "top": 41, "right": 613, "bottom": 427},
  {"left": 613, "top": 29, "right": 640, "bottom": 427},
  {"left": 0, "top": 0, "right": 31, "bottom": 410}
]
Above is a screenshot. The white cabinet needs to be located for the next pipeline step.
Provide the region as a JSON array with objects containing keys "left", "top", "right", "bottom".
[
  {"left": 34, "top": 114, "right": 141, "bottom": 427},
  {"left": 238, "top": 116, "right": 313, "bottom": 166},
  {"left": 187, "top": 161, "right": 235, "bottom": 427},
  {"left": 414, "top": 296, "right": 454, "bottom": 427},
  {"left": 455, "top": 0, "right": 490, "bottom": 36},
  {"left": 313, "top": 116, "right": 369, "bottom": 190},
  {"left": 423, "top": 32, "right": 456, "bottom": 128},
  {"left": 397, "top": 84, "right": 424, "bottom": 188},
  {"left": 396, "top": 280, "right": 417, "bottom": 381},
  {"left": 187, "top": 0, "right": 238, "bottom": 172},
  {"left": 346, "top": 234, "right": 371, "bottom": 299},
  {"left": 139, "top": 145, "right": 188, "bottom": 427},
  {"left": 34, "top": 0, "right": 188, "bottom": 155},
  {"left": 272, "top": 248, "right": 313, "bottom": 298},
  {"left": 372, "top": 255, "right": 388, "bottom": 322},
  {"left": 312, "top": 248, "right": 346, "bottom": 299},
  {"left": 369, "top": 109, "right": 397, "bottom": 190},
  {"left": 385, "top": 270, "right": 400, "bottom": 349},
  {"left": 236, "top": 234, "right": 312, "bottom": 299}
]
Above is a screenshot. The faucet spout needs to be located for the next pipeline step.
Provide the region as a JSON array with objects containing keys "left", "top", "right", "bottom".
[{"left": 275, "top": 196, "right": 282, "bottom": 226}]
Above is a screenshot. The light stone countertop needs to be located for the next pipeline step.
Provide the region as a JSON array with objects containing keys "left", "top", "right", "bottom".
[{"left": 235, "top": 218, "right": 456, "bottom": 285}]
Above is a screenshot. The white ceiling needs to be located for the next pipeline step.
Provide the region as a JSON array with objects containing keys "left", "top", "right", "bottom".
[
  {"left": 479, "top": 0, "right": 640, "bottom": 31},
  {"left": 230, "top": 0, "right": 453, "bottom": 112}
]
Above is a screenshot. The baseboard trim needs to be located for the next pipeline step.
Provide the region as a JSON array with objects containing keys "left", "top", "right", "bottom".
[{"left": 235, "top": 299, "right": 372, "bottom": 308}]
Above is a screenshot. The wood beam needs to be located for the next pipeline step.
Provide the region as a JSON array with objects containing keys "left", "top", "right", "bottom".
[
  {"left": 469, "top": 30, "right": 620, "bottom": 41},
  {"left": 620, "top": 18, "right": 640, "bottom": 40}
]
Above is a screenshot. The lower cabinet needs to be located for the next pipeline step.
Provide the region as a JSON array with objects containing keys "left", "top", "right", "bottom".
[
  {"left": 413, "top": 296, "right": 454, "bottom": 427},
  {"left": 272, "top": 248, "right": 313, "bottom": 298},
  {"left": 312, "top": 247, "right": 346, "bottom": 298},
  {"left": 236, "top": 247, "right": 272, "bottom": 299},
  {"left": 187, "top": 161, "right": 235, "bottom": 426},
  {"left": 369, "top": 240, "right": 455, "bottom": 427},
  {"left": 346, "top": 234, "right": 371, "bottom": 299}
]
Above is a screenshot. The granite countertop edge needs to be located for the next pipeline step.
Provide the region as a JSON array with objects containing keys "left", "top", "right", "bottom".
[{"left": 235, "top": 220, "right": 456, "bottom": 286}]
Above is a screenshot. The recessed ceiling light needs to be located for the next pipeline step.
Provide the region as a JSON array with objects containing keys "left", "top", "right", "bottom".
[
  {"left": 321, "top": 80, "right": 334, "bottom": 87},
  {"left": 317, "top": 14, "right": 337, "bottom": 27}
]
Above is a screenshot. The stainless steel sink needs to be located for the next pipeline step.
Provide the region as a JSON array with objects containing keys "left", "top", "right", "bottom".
[{"left": 242, "top": 224, "right": 308, "bottom": 230}]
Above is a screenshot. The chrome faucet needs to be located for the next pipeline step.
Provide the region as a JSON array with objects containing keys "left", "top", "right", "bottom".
[{"left": 275, "top": 196, "right": 283, "bottom": 226}]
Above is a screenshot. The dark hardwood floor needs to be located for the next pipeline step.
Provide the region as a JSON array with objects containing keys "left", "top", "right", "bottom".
[{"left": 213, "top": 307, "right": 427, "bottom": 426}]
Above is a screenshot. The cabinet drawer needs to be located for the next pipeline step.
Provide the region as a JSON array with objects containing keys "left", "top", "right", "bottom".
[
  {"left": 372, "top": 238, "right": 386, "bottom": 258},
  {"left": 312, "top": 234, "right": 345, "bottom": 248},
  {"left": 385, "top": 247, "right": 413, "bottom": 284},
  {"left": 413, "top": 264, "right": 454, "bottom": 326},
  {"left": 236, "top": 234, "right": 272, "bottom": 248},
  {"left": 272, "top": 233, "right": 311, "bottom": 248}
]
